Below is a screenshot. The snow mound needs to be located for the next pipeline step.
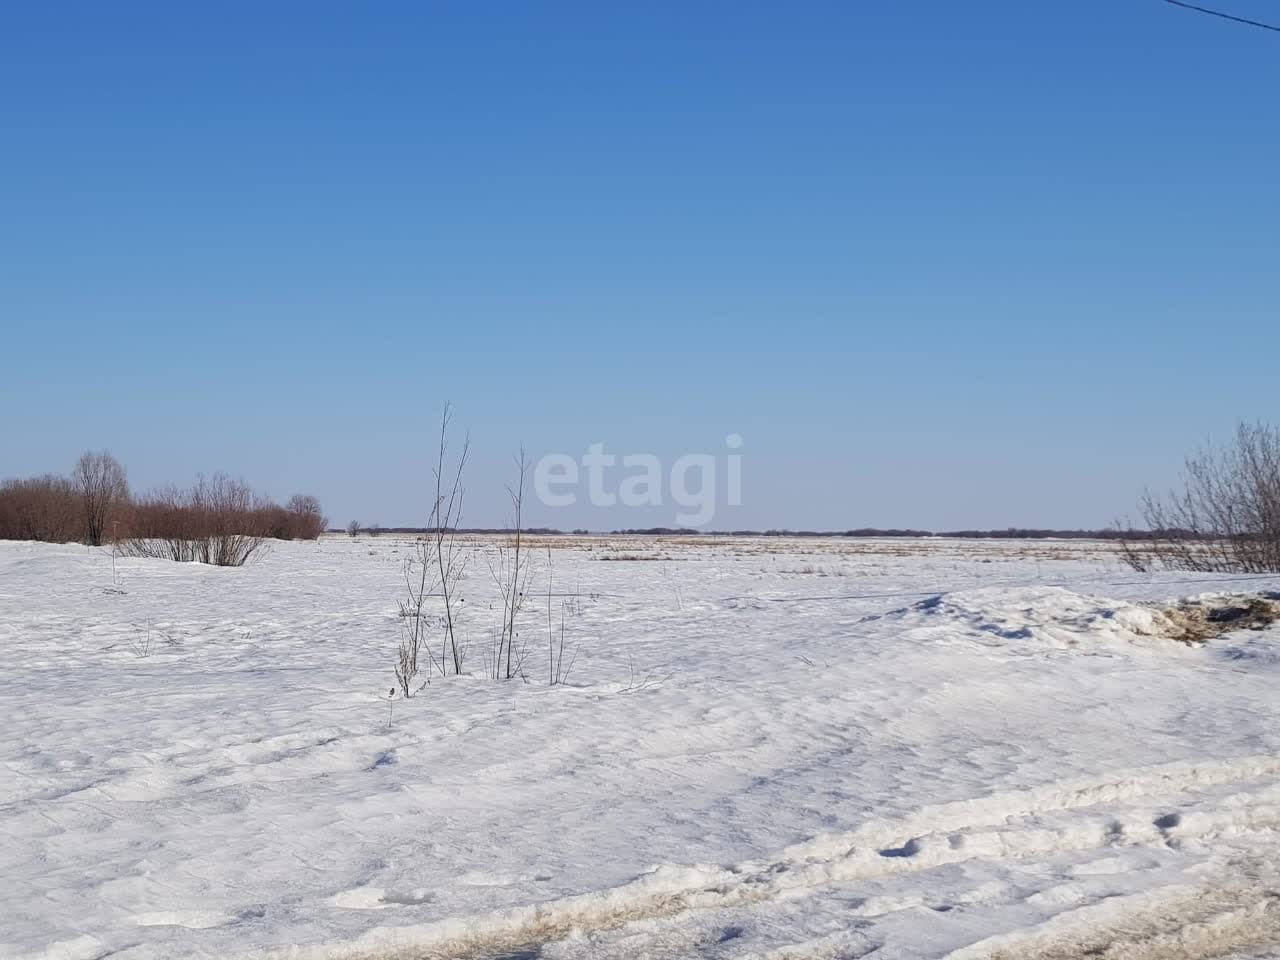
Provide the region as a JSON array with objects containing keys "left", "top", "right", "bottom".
[{"left": 891, "top": 587, "right": 1186, "bottom": 652}]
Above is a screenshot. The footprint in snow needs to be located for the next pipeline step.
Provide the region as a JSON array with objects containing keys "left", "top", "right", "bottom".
[
  {"left": 132, "top": 910, "right": 232, "bottom": 929},
  {"left": 878, "top": 837, "right": 924, "bottom": 858},
  {"left": 331, "top": 887, "right": 432, "bottom": 909}
]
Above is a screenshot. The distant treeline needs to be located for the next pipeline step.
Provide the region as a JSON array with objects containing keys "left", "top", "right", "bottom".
[
  {"left": 339, "top": 526, "right": 565, "bottom": 536},
  {"left": 335, "top": 525, "right": 1153, "bottom": 540},
  {"left": 1, "top": 451, "right": 326, "bottom": 555}
]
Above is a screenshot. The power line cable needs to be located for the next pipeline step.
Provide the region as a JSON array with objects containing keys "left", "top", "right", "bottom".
[{"left": 1162, "top": 0, "right": 1280, "bottom": 33}]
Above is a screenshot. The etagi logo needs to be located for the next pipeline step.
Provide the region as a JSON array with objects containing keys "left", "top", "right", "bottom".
[{"left": 533, "top": 435, "right": 743, "bottom": 527}]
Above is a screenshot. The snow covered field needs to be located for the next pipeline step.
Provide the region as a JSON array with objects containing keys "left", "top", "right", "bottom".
[{"left": 5, "top": 535, "right": 1280, "bottom": 960}]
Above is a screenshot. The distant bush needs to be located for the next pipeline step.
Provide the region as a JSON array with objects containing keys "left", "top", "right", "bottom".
[
  {"left": 257, "top": 494, "right": 327, "bottom": 541},
  {"left": 285, "top": 494, "right": 327, "bottom": 540},
  {"left": 0, "top": 452, "right": 325, "bottom": 563},
  {"left": 0, "top": 450, "right": 129, "bottom": 545},
  {"left": 0, "top": 475, "right": 80, "bottom": 542}
]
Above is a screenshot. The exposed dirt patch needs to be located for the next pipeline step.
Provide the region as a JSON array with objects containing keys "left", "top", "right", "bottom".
[{"left": 1154, "top": 594, "right": 1280, "bottom": 645}]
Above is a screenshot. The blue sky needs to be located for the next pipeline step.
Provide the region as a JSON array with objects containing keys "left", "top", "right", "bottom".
[{"left": 2, "top": 1, "right": 1277, "bottom": 530}]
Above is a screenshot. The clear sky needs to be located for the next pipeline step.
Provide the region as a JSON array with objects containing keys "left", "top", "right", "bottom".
[{"left": 3, "top": 1, "right": 1277, "bottom": 531}]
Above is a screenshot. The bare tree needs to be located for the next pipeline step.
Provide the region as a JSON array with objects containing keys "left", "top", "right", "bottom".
[
  {"left": 347, "top": 519, "right": 361, "bottom": 538},
  {"left": 73, "top": 450, "right": 128, "bottom": 546},
  {"left": 1121, "top": 421, "right": 1280, "bottom": 574}
]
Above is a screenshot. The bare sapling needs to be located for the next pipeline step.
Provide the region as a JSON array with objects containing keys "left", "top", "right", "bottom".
[
  {"left": 431, "top": 404, "right": 469, "bottom": 676},
  {"left": 394, "top": 403, "right": 469, "bottom": 693},
  {"left": 545, "top": 546, "right": 579, "bottom": 685},
  {"left": 661, "top": 563, "right": 685, "bottom": 612},
  {"left": 128, "top": 623, "right": 153, "bottom": 659},
  {"left": 490, "top": 449, "right": 533, "bottom": 680},
  {"left": 397, "top": 533, "right": 442, "bottom": 696},
  {"left": 547, "top": 546, "right": 554, "bottom": 684}
]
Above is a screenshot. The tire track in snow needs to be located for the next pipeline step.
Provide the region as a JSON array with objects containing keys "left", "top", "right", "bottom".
[
  {"left": 714, "top": 573, "right": 1280, "bottom": 606},
  {"left": 268, "top": 753, "right": 1280, "bottom": 960},
  {"left": 758, "top": 869, "right": 1280, "bottom": 960},
  {"left": 943, "top": 864, "right": 1280, "bottom": 960}
]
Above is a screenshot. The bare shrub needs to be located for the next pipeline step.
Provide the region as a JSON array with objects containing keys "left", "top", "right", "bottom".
[
  {"left": 1122, "top": 422, "right": 1280, "bottom": 574},
  {"left": 121, "top": 474, "right": 271, "bottom": 567},
  {"left": 394, "top": 405, "right": 471, "bottom": 693},
  {"left": 259, "top": 504, "right": 294, "bottom": 541},
  {"left": 347, "top": 520, "right": 361, "bottom": 538},
  {"left": 258, "top": 495, "right": 326, "bottom": 541},
  {"left": 193, "top": 474, "right": 271, "bottom": 566},
  {"left": 128, "top": 625, "right": 154, "bottom": 659},
  {"left": 285, "top": 495, "right": 326, "bottom": 541},
  {"left": 1, "top": 452, "right": 322, "bottom": 558},
  {"left": 0, "top": 475, "right": 79, "bottom": 542},
  {"left": 125, "top": 486, "right": 203, "bottom": 562},
  {"left": 73, "top": 450, "right": 128, "bottom": 546}
]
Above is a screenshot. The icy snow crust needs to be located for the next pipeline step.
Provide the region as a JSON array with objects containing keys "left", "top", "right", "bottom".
[{"left": 4, "top": 536, "right": 1280, "bottom": 959}]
